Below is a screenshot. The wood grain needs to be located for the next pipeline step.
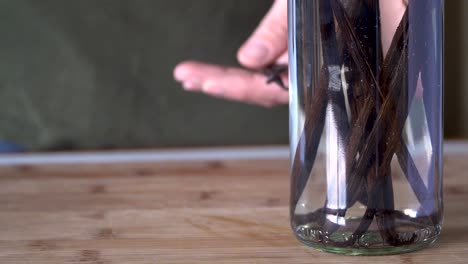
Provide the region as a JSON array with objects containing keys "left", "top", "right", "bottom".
[{"left": 0, "top": 147, "right": 467, "bottom": 263}]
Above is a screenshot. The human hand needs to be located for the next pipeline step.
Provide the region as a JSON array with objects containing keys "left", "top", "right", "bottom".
[
  {"left": 173, "top": 0, "right": 410, "bottom": 107},
  {"left": 173, "top": 0, "right": 289, "bottom": 107}
]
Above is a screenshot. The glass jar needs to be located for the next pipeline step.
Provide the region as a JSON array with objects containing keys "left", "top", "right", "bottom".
[{"left": 288, "top": 0, "right": 443, "bottom": 255}]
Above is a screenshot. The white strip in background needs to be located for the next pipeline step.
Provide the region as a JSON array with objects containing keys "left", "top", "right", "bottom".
[
  {"left": 0, "top": 146, "right": 289, "bottom": 166},
  {"left": 0, "top": 141, "right": 465, "bottom": 166}
]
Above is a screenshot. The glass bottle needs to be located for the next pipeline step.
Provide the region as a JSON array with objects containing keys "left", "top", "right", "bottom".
[{"left": 288, "top": 0, "right": 443, "bottom": 255}]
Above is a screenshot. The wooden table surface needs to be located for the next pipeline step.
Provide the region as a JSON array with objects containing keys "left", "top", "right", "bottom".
[{"left": 0, "top": 143, "right": 467, "bottom": 264}]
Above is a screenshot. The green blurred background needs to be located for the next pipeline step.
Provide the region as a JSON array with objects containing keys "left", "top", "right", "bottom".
[{"left": 0, "top": 0, "right": 465, "bottom": 152}]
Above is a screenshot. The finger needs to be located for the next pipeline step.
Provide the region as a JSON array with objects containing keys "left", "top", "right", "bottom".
[
  {"left": 174, "top": 61, "right": 289, "bottom": 107},
  {"left": 380, "top": 0, "right": 408, "bottom": 56},
  {"left": 237, "top": 0, "right": 288, "bottom": 69},
  {"left": 276, "top": 52, "right": 289, "bottom": 65}
]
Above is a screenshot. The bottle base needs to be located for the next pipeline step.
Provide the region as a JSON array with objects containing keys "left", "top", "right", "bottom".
[
  {"left": 296, "top": 237, "right": 439, "bottom": 256},
  {"left": 293, "top": 220, "right": 441, "bottom": 256}
]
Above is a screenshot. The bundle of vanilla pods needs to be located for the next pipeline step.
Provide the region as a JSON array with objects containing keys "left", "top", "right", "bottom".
[{"left": 290, "top": 0, "right": 438, "bottom": 247}]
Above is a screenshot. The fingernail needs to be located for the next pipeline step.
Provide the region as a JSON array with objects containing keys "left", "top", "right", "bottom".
[
  {"left": 182, "top": 80, "right": 202, "bottom": 90},
  {"left": 239, "top": 41, "right": 269, "bottom": 63},
  {"left": 174, "top": 66, "right": 189, "bottom": 81}
]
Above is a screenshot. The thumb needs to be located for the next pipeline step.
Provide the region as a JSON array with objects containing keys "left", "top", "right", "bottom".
[{"left": 237, "top": 0, "right": 288, "bottom": 69}]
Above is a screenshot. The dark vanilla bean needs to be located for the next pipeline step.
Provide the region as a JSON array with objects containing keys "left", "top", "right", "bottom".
[{"left": 290, "top": 66, "right": 328, "bottom": 217}]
